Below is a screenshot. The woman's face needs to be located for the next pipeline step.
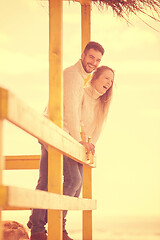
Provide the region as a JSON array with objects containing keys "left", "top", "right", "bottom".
[{"left": 93, "top": 69, "right": 114, "bottom": 94}]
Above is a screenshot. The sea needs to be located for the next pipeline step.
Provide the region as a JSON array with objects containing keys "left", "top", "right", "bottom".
[{"left": 2, "top": 211, "right": 160, "bottom": 240}]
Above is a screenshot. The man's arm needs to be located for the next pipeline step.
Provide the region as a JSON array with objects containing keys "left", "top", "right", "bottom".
[{"left": 63, "top": 69, "right": 83, "bottom": 142}]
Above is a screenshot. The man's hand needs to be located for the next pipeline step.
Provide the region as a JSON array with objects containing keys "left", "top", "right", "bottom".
[{"left": 79, "top": 141, "right": 95, "bottom": 155}]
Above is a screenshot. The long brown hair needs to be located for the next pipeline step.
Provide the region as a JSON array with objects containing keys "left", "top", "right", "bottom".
[{"left": 91, "top": 66, "right": 114, "bottom": 120}]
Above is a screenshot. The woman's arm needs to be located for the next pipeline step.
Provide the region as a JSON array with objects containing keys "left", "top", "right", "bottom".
[{"left": 79, "top": 141, "right": 95, "bottom": 155}]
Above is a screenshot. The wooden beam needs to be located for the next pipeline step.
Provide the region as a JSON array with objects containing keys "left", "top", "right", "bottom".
[
  {"left": 3, "top": 206, "right": 30, "bottom": 211},
  {"left": 81, "top": 0, "right": 91, "bottom": 52},
  {"left": 0, "top": 185, "right": 96, "bottom": 211},
  {"left": 49, "top": 0, "right": 63, "bottom": 127},
  {"left": 0, "top": 185, "right": 8, "bottom": 208},
  {"left": 4, "top": 154, "right": 95, "bottom": 171},
  {"left": 83, "top": 166, "right": 92, "bottom": 240},
  {"left": 0, "top": 120, "right": 4, "bottom": 187},
  {"left": 48, "top": 0, "right": 63, "bottom": 239},
  {"left": 81, "top": 0, "right": 93, "bottom": 238},
  {"left": 0, "top": 87, "right": 96, "bottom": 167},
  {"left": 48, "top": 148, "right": 63, "bottom": 240},
  {"left": 0, "top": 120, "right": 4, "bottom": 240},
  {"left": 4, "top": 155, "right": 40, "bottom": 170},
  {"left": 0, "top": 88, "right": 8, "bottom": 119}
]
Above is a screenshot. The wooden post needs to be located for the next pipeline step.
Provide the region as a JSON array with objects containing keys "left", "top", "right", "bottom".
[
  {"left": 83, "top": 166, "right": 92, "bottom": 240},
  {"left": 81, "top": 1, "right": 92, "bottom": 239},
  {"left": 81, "top": 0, "right": 91, "bottom": 52},
  {"left": 0, "top": 87, "right": 7, "bottom": 240},
  {"left": 48, "top": 0, "right": 63, "bottom": 240},
  {"left": 0, "top": 120, "right": 4, "bottom": 240}
]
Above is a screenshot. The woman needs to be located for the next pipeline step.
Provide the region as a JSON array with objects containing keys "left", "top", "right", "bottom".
[
  {"left": 80, "top": 65, "right": 114, "bottom": 152},
  {"left": 63, "top": 65, "right": 114, "bottom": 238}
]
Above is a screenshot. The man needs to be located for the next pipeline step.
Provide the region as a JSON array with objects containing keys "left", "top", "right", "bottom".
[{"left": 27, "top": 41, "right": 104, "bottom": 240}]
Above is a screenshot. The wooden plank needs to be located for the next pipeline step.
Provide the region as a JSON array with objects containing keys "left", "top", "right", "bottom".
[
  {"left": 3, "top": 206, "right": 30, "bottom": 211},
  {"left": 4, "top": 154, "right": 95, "bottom": 170},
  {"left": 0, "top": 185, "right": 8, "bottom": 208},
  {"left": 0, "top": 86, "right": 96, "bottom": 168},
  {"left": 0, "top": 88, "right": 8, "bottom": 119},
  {"left": 81, "top": 0, "right": 92, "bottom": 239},
  {"left": 81, "top": 0, "right": 91, "bottom": 52},
  {"left": 48, "top": 0, "right": 63, "bottom": 128},
  {"left": 0, "top": 185, "right": 96, "bottom": 211},
  {"left": 0, "top": 208, "right": 2, "bottom": 240},
  {"left": 83, "top": 166, "right": 92, "bottom": 240},
  {"left": 0, "top": 120, "right": 4, "bottom": 240},
  {"left": 48, "top": 147, "right": 63, "bottom": 240},
  {"left": 5, "top": 155, "right": 40, "bottom": 170},
  {"left": 48, "top": 0, "right": 63, "bottom": 238},
  {"left": 0, "top": 121, "right": 4, "bottom": 186},
  {"left": 83, "top": 211, "right": 92, "bottom": 239}
]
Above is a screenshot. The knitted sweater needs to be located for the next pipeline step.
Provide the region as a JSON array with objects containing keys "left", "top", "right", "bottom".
[
  {"left": 81, "top": 84, "right": 104, "bottom": 145},
  {"left": 63, "top": 60, "right": 89, "bottom": 142},
  {"left": 44, "top": 60, "right": 105, "bottom": 146},
  {"left": 44, "top": 60, "right": 89, "bottom": 142}
]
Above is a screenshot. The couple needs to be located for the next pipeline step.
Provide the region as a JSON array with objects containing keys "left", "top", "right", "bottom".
[{"left": 27, "top": 41, "right": 114, "bottom": 240}]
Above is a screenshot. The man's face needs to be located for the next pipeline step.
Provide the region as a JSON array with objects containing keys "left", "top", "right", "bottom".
[{"left": 81, "top": 48, "right": 103, "bottom": 73}]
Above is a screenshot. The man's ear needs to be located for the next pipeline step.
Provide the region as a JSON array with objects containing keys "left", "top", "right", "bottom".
[{"left": 81, "top": 52, "right": 85, "bottom": 60}]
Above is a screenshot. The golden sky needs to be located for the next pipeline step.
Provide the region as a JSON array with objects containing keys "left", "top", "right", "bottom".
[{"left": 1, "top": 0, "right": 160, "bottom": 218}]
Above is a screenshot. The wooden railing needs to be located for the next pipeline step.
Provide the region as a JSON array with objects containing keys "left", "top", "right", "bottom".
[{"left": 0, "top": 86, "right": 96, "bottom": 240}]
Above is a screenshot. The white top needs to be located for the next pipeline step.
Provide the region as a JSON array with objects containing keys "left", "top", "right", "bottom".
[
  {"left": 44, "top": 60, "right": 89, "bottom": 142},
  {"left": 63, "top": 60, "right": 89, "bottom": 142},
  {"left": 81, "top": 84, "right": 104, "bottom": 145},
  {"left": 44, "top": 60, "right": 105, "bottom": 146}
]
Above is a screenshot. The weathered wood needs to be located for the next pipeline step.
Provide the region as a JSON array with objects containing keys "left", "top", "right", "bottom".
[
  {"left": 4, "top": 154, "right": 95, "bottom": 170},
  {"left": 81, "top": 1, "right": 93, "bottom": 239},
  {"left": 0, "top": 86, "right": 96, "bottom": 168},
  {"left": 0, "top": 88, "right": 8, "bottom": 119},
  {"left": 0, "top": 121, "right": 4, "bottom": 185},
  {"left": 5, "top": 155, "right": 40, "bottom": 170},
  {"left": 0, "top": 185, "right": 8, "bottom": 208},
  {"left": 0, "top": 185, "right": 96, "bottom": 210},
  {"left": 81, "top": 1, "right": 91, "bottom": 52},
  {"left": 0, "top": 120, "right": 3, "bottom": 240},
  {"left": 83, "top": 166, "right": 92, "bottom": 240},
  {"left": 48, "top": 147, "right": 63, "bottom": 240},
  {"left": 3, "top": 206, "right": 30, "bottom": 210},
  {"left": 48, "top": 0, "right": 63, "bottom": 239}
]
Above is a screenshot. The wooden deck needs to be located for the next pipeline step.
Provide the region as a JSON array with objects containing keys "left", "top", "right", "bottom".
[
  {"left": 0, "top": 84, "right": 96, "bottom": 239},
  {"left": 0, "top": 0, "right": 94, "bottom": 239}
]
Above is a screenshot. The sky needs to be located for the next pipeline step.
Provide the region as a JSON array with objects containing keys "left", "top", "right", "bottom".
[{"left": 0, "top": 0, "right": 160, "bottom": 220}]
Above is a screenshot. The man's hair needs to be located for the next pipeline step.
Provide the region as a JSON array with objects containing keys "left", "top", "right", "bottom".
[{"left": 83, "top": 41, "right": 104, "bottom": 56}]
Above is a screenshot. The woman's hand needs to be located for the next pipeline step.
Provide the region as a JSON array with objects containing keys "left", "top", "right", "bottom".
[{"left": 79, "top": 141, "right": 95, "bottom": 155}]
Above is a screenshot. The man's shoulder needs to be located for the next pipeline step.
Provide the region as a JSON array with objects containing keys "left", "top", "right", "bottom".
[
  {"left": 64, "top": 60, "right": 83, "bottom": 74},
  {"left": 63, "top": 62, "right": 83, "bottom": 83},
  {"left": 64, "top": 62, "right": 78, "bottom": 74}
]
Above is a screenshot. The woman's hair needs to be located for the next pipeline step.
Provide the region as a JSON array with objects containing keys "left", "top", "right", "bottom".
[
  {"left": 91, "top": 65, "right": 114, "bottom": 103},
  {"left": 91, "top": 65, "right": 114, "bottom": 126}
]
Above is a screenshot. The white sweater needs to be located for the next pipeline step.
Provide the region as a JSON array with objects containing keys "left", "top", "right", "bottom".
[
  {"left": 63, "top": 60, "right": 89, "bottom": 142},
  {"left": 81, "top": 84, "right": 104, "bottom": 145},
  {"left": 44, "top": 60, "right": 105, "bottom": 146},
  {"left": 44, "top": 60, "right": 89, "bottom": 142}
]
